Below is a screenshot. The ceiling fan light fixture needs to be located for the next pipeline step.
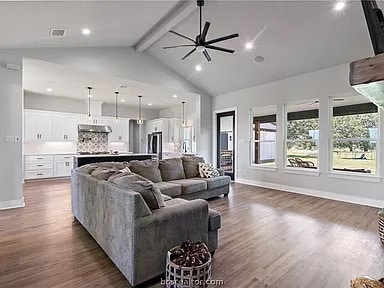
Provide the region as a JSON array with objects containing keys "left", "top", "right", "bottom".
[{"left": 196, "top": 46, "right": 206, "bottom": 53}]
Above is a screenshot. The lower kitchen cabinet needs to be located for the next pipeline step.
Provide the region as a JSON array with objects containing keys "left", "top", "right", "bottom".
[{"left": 24, "top": 154, "right": 75, "bottom": 180}]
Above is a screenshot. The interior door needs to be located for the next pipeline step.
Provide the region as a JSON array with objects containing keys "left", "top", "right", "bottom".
[{"left": 216, "top": 111, "right": 235, "bottom": 180}]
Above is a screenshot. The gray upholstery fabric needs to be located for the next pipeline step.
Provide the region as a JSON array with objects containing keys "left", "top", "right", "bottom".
[
  {"left": 91, "top": 167, "right": 119, "bottom": 180},
  {"left": 159, "top": 158, "right": 186, "bottom": 181},
  {"left": 164, "top": 198, "right": 189, "bottom": 207},
  {"left": 162, "top": 194, "right": 172, "bottom": 202},
  {"left": 181, "top": 185, "right": 230, "bottom": 201},
  {"left": 181, "top": 156, "right": 205, "bottom": 178},
  {"left": 209, "top": 209, "right": 221, "bottom": 231},
  {"left": 156, "top": 182, "right": 182, "bottom": 197},
  {"left": 71, "top": 169, "right": 220, "bottom": 286},
  {"left": 129, "top": 159, "right": 162, "bottom": 183},
  {"left": 109, "top": 174, "right": 164, "bottom": 210},
  {"left": 76, "top": 163, "right": 99, "bottom": 174},
  {"left": 169, "top": 179, "right": 208, "bottom": 195},
  {"left": 107, "top": 171, "right": 133, "bottom": 181},
  {"left": 98, "top": 161, "right": 130, "bottom": 169},
  {"left": 192, "top": 176, "right": 231, "bottom": 190}
]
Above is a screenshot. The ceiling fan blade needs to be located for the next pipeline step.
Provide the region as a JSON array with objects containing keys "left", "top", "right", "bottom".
[
  {"left": 205, "top": 33, "right": 239, "bottom": 45},
  {"left": 163, "top": 44, "right": 196, "bottom": 49},
  {"left": 206, "top": 45, "right": 235, "bottom": 53},
  {"left": 181, "top": 48, "right": 197, "bottom": 60},
  {"left": 201, "top": 22, "right": 211, "bottom": 41},
  {"left": 203, "top": 50, "right": 212, "bottom": 62},
  {"left": 169, "top": 30, "right": 196, "bottom": 43}
]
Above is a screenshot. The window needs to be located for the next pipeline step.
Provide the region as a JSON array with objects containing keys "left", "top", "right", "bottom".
[
  {"left": 285, "top": 101, "right": 319, "bottom": 169},
  {"left": 331, "top": 96, "right": 379, "bottom": 175},
  {"left": 251, "top": 106, "right": 276, "bottom": 167}
]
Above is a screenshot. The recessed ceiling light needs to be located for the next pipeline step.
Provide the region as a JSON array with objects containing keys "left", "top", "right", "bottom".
[
  {"left": 173, "top": 94, "right": 178, "bottom": 98},
  {"left": 334, "top": 2, "right": 345, "bottom": 11},
  {"left": 195, "top": 65, "right": 202, "bottom": 71},
  {"left": 121, "top": 99, "right": 125, "bottom": 102},
  {"left": 46, "top": 88, "right": 52, "bottom": 92},
  {"left": 148, "top": 103, "right": 152, "bottom": 106},
  {"left": 82, "top": 28, "right": 91, "bottom": 35},
  {"left": 254, "top": 56, "right": 265, "bottom": 63},
  {"left": 245, "top": 42, "right": 253, "bottom": 50}
]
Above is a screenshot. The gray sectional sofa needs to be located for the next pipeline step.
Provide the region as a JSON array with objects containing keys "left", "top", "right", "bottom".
[
  {"left": 129, "top": 156, "right": 231, "bottom": 200},
  {"left": 71, "top": 156, "right": 229, "bottom": 287}
]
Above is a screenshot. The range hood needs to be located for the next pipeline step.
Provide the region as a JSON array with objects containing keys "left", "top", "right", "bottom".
[{"left": 78, "top": 124, "right": 112, "bottom": 133}]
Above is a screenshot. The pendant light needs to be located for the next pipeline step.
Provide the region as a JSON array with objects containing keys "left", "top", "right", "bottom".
[
  {"left": 87, "top": 86, "right": 92, "bottom": 121},
  {"left": 114, "top": 91, "right": 120, "bottom": 123},
  {"left": 137, "top": 95, "right": 144, "bottom": 125},
  {"left": 181, "top": 101, "right": 186, "bottom": 127}
]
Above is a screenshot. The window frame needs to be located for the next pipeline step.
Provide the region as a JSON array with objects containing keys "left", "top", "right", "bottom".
[
  {"left": 329, "top": 97, "right": 381, "bottom": 179},
  {"left": 249, "top": 107, "right": 277, "bottom": 170},
  {"left": 283, "top": 100, "right": 320, "bottom": 175}
]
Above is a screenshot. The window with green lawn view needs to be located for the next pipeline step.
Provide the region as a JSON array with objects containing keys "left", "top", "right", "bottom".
[
  {"left": 331, "top": 96, "right": 379, "bottom": 175},
  {"left": 251, "top": 106, "right": 276, "bottom": 167},
  {"left": 285, "top": 101, "right": 319, "bottom": 169}
]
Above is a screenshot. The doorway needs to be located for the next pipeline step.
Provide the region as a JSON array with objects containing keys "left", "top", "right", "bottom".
[{"left": 216, "top": 111, "right": 235, "bottom": 180}]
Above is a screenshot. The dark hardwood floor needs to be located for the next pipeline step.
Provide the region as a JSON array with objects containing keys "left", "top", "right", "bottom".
[{"left": 0, "top": 180, "right": 383, "bottom": 288}]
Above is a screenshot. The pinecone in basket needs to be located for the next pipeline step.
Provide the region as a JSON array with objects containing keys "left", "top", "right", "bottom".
[
  {"left": 170, "top": 241, "right": 210, "bottom": 267},
  {"left": 350, "top": 276, "right": 384, "bottom": 288}
]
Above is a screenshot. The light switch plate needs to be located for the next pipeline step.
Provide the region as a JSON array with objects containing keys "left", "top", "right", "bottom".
[
  {"left": 15, "top": 136, "right": 20, "bottom": 143},
  {"left": 5, "top": 136, "right": 15, "bottom": 143}
]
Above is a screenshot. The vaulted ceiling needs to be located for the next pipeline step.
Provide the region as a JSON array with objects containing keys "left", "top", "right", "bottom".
[{"left": 0, "top": 1, "right": 379, "bottom": 96}]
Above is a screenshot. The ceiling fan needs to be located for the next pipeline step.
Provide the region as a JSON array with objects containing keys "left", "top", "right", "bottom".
[{"left": 163, "top": 0, "right": 239, "bottom": 62}]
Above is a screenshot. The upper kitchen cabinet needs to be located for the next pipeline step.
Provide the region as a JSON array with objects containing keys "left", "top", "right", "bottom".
[
  {"left": 168, "top": 118, "right": 181, "bottom": 143},
  {"left": 147, "top": 119, "right": 169, "bottom": 134},
  {"left": 109, "top": 119, "right": 129, "bottom": 142},
  {"left": 52, "top": 113, "right": 79, "bottom": 141},
  {"left": 24, "top": 110, "right": 53, "bottom": 141}
]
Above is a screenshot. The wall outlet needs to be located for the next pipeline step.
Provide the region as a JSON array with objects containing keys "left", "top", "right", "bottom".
[{"left": 5, "top": 136, "right": 15, "bottom": 143}]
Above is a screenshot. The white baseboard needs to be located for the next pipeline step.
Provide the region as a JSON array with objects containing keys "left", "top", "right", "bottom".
[
  {"left": 236, "top": 178, "right": 384, "bottom": 208},
  {"left": 0, "top": 197, "right": 25, "bottom": 210}
]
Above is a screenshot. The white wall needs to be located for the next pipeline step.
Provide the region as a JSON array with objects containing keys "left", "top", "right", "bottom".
[
  {"left": 0, "top": 47, "right": 212, "bottom": 209},
  {"left": 213, "top": 63, "right": 384, "bottom": 206}
]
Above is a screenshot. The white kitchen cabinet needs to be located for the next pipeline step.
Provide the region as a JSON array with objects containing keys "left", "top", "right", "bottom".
[
  {"left": 54, "top": 155, "right": 74, "bottom": 177},
  {"left": 168, "top": 119, "right": 181, "bottom": 142},
  {"left": 52, "top": 114, "right": 79, "bottom": 141},
  {"left": 147, "top": 119, "right": 169, "bottom": 134},
  {"left": 110, "top": 119, "right": 129, "bottom": 142},
  {"left": 24, "top": 154, "right": 54, "bottom": 180},
  {"left": 24, "top": 111, "right": 53, "bottom": 141}
]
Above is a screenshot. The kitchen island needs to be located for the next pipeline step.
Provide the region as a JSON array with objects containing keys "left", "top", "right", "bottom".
[{"left": 73, "top": 153, "right": 154, "bottom": 168}]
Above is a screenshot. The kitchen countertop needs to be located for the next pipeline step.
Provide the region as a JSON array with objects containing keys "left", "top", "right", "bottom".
[{"left": 73, "top": 153, "right": 156, "bottom": 158}]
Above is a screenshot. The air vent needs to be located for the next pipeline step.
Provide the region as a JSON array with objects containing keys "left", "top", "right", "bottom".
[{"left": 50, "top": 29, "right": 66, "bottom": 37}]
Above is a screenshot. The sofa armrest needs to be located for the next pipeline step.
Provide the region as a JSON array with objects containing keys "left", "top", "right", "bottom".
[
  {"left": 133, "top": 199, "right": 209, "bottom": 284},
  {"left": 217, "top": 168, "right": 225, "bottom": 176}
]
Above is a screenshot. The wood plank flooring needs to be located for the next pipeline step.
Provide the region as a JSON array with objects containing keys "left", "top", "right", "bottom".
[{"left": 0, "top": 180, "right": 383, "bottom": 287}]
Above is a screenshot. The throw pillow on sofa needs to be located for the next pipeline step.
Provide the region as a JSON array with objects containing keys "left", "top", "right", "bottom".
[
  {"left": 76, "top": 163, "right": 100, "bottom": 174},
  {"left": 129, "top": 159, "right": 162, "bottom": 183},
  {"left": 198, "top": 163, "right": 220, "bottom": 178},
  {"left": 91, "top": 167, "right": 120, "bottom": 181},
  {"left": 181, "top": 156, "right": 205, "bottom": 178},
  {"left": 109, "top": 174, "right": 165, "bottom": 210},
  {"left": 159, "top": 158, "right": 186, "bottom": 181},
  {"left": 98, "top": 161, "right": 130, "bottom": 170}
]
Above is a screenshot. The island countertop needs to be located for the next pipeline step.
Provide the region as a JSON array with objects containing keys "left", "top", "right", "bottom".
[{"left": 73, "top": 153, "right": 155, "bottom": 167}]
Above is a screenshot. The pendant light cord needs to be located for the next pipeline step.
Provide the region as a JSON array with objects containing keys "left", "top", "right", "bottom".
[{"left": 115, "top": 92, "right": 119, "bottom": 121}]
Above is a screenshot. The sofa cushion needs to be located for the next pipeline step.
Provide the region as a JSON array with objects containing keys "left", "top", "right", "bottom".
[
  {"left": 181, "top": 156, "right": 205, "bottom": 178},
  {"left": 192, "top": 176, "right": 231, "bottom": 190},
  {"left": 98, "top": 161, "right": 130, "bottom": 170},
  {"left": 209, "top": 209, "right": 221, "bottom": 231},
  {"left": 159, "top": 158, "right": 186, "bottom": 181},
  {"left": 164, "top": 198, "right": 189, "bottom": 207},
  {"left": 129, "top": 159, "right": 162, "bottom": 183},
  {"left": 109, "top": 174, "right": 165, "bottom": 210},
  {"left": 107, "top": 171, "right": 133, "bottom": 182},
  {"left": 76, "top": 163, "right": 99, "bottom": 174},
  {"left": 91, "top": 167, "right": 119, "bottom": 181},
  {"left": 162, "top": 194, "right": 173, "bottom": 202},
  {"left": 156, "top": 182, "right": 182, "bottom": 198},
  {"left": 169, "top": 179, "right": 208, "bottom": 195}
]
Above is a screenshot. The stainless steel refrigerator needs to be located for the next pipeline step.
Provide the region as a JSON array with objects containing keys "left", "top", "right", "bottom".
[{"left": 148, "top": 132, "right": 162, "bottom": 160}]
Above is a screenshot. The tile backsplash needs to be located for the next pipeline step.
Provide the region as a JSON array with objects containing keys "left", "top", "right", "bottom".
[{"left": 77, "top": 131, "right": 108, "bottom": 153}]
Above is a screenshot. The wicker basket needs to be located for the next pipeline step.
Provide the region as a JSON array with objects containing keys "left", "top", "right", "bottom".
[
  {"left": 165, "top": 247, "right": 212, "bottom": 288},
  {"left": 378, "top": 210, "right": 384, "bottom": 244}
]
